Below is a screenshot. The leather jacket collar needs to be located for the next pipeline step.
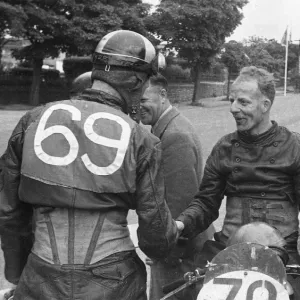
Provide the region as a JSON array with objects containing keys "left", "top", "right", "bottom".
[
  {"left": 236, "top": 121, "right": 278, "bottom": 145},
  {"left": 79, "top": 88, "right": 126, "bottom": 112}
]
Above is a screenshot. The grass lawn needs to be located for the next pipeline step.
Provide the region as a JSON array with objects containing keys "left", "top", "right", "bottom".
[{"left": 0, "top": 92, "right": 300, "bottom": 289}]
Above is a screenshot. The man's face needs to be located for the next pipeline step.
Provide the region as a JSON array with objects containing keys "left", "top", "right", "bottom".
[
  {"left": 140, "top": 82, "right": 166, "bottom": 126},
  {"left": 229, "top": 78, "right": 269, "bottom": 135}
]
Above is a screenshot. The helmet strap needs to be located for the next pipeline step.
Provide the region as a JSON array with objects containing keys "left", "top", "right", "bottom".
[{"left": 128, "top": 73, "right": 147, "bottom": 123}]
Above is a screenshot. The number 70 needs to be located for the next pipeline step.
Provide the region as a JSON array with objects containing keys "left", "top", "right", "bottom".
[{"left": 213, "top": 277, "right": 277, "bottom": 300}]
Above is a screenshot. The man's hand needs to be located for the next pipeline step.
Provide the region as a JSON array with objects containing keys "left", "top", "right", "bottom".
[
  {"left": 164, "top": 236, "right": 189, "bottom": 266},
  {"left": 1, "top": 285, "right": 16, "bottom": 300},
  {"left": 145, "top": 257, "right": 156, "bottom": 266},
  {"left": 175, "top": 221, "right": 184, "bottom": 238},
  {"left": 146, "top": 221, "right": 186, "bottom": 267}
]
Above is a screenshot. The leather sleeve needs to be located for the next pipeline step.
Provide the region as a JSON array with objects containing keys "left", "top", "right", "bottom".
[
  {"left": 177, "top": 140, "right": 226, "bottom": 239},
  {"left": 0, "top": 111, "right": 38, "bottom": 284},
  {"left": 133, "top": 126, "right": 178, "bottom": 260},
  {"left": 291, "top": 132, "right": 300, "bottom": 256}
]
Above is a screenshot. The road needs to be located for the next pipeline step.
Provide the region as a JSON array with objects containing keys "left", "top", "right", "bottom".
[{"left": 1, "top": 93, "right": 300, "bottom": 289}]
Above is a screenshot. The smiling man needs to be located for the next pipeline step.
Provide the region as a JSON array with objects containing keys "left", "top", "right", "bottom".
[
  {"left": 230, "top": 70, "right": 273, "bottom": 135},
  {"left": 141, "top": 74, "right": 215, "bottom": 300},
  {"left": 175, "top": 66, "right": 300, "bottom": 299}
]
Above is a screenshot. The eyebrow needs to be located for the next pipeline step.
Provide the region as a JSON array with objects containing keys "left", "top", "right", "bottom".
[{"left": 229, "top": 97, "right": 250, "bottom": 102}]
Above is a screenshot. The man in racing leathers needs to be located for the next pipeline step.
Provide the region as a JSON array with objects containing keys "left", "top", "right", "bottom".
[
  {"left": 176, "top": 66, "right": 300, "bottom": 299},
  {"left": 0, "top": 30, "right": 178, "bottom": 300}
]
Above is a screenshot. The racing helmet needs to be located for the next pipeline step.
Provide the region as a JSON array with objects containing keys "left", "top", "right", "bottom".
[
  {"left": 227, "top": 222, "right": 289, "bottom": 265},
  {"left": 92, "top": 30, "right": 161, "bottom": 75},
  {"left": 92, "top": 30, "right": 165, "bottom": 121}
]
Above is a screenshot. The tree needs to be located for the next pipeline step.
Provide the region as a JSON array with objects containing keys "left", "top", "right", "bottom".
[
  {"left": 146, "top": 0, "right": 248, "bottom": 102},
  {"left": 0, "top": 2, "right": 26, "bottom": 67},
  {"left": 242, "top": 36, "right": 299, "bottom": 75},
  {"left": 220, "top": 40, "right": 249, "bottom": 100},
  {"left": 2, "top": 0, "right": 151, "bottom": 105},
  {"left": 242, "top": 37, "right": 280, "bottom": 74}
]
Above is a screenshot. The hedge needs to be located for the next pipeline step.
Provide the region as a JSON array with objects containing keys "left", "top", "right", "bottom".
[
  {"left": 11, "top": 67, "right": 59, "bottom": 77},
  {"left": 291, "top": 74, "right": 300, "bottom": 93},
  {"left": 0, "top": 67, "right": 61, "bottom": 86},
  {"left": 161, "top": 64, "right": 192, "bottom": 82},
  {"left": 0, "top": 67, "right": 68, "bottom": 105},
  {"left": 0, "top": 84, "right": 69, "bottom": 105}
]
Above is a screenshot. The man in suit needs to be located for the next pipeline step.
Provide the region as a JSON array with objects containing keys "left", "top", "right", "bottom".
[{"left": 140, "top": 74, "right": 215, "bottom": 300}]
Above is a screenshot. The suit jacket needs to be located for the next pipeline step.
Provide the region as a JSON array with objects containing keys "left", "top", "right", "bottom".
[{"left": 153, "top": 106, "right": 214, "bottom": 251}]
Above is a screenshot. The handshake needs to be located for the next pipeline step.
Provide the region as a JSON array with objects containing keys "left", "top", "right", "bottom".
[
  {"left": 146, "top": 220, "right": 185, "bottom": 267},
  {"left": 175, "top": 220, "right": 185, "bottom": 238},
  {"left": 0, "top": 285, "right": 16, "bottom": 300}
]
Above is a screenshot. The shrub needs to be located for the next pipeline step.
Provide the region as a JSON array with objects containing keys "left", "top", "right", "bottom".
[
  {"left": 11, "top": 67, "right": 59, "bottom": 77},
  {"left": 291, "top": 74, "right": 300, "bottom": 93},
  {"left": 0, "top": 67, "right": 67, "bottom": 105},
  {"left": 2, "top": 67, "right": 61, "bottom": 85},
  {"left": 0, "top": 67, "right": 60, "bottom": 85},
  {"left": 161, "top": 64, "right": 192, "bottom": 82}
]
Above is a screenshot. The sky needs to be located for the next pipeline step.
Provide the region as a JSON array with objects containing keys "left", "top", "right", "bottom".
[{"left": 143, "top": 0, "right": 300, "bottom": 44}]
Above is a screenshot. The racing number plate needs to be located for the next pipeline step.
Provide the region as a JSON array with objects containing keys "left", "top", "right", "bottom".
[{"left": 198, "top": 270, "right": 289, "bottom": 300}]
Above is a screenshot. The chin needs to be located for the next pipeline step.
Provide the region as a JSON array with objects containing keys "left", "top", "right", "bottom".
[
  {"left": 236, "top": 125, "right": 246, "bottom": 131},
  {"left": 140, "top": 118, "right": 150, "bottom": 126},
  {"left": 237, "top": 127, "right": 250, "bottom": 134}
]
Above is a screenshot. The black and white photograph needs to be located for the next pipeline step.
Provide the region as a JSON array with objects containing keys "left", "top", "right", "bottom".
[{"left": 0, "top": 0, "right": 300, "bottom": 299}]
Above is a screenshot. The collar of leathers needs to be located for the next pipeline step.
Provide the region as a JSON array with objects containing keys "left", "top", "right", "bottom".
[
  {"left": 79, "top": 88, "right": 126, "bottom": 113},
  {"left": 237, "top": 121, "right": 278, "bottom": 145}
]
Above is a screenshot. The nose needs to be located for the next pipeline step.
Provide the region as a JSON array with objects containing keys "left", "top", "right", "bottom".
[{"left": 230, "top": 99, "right": 240, "bottom": 114}]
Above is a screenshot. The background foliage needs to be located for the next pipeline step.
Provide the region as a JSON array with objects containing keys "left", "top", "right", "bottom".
[
  {"left": 145, "top": 0, "right": 249, "bottom": 101},
  {"left": 0, "top": 0, "right": 153, "bottom": 105},
  {"left": 1, "top": 0, "right": 299, "bottom": 106}
]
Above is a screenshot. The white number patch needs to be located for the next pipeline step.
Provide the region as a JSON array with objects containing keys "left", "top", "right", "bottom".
[
  {"left": 198, "top": 270, "right": 289, "bottom": 300},
  {"left": 34, "top": 104, "right": 131, "bottom": 175}
]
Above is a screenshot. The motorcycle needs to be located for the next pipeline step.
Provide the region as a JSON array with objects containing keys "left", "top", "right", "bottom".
[
  {"left": 161, "top": 222, "right": 300, "bottom": 300},
  {"left": 1, "top": 223, "right": 299, "bottom": 300}
]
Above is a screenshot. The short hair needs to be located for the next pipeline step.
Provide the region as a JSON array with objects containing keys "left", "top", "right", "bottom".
[
  {"left": 149, "top": 73, "right": 168, "bottom": 91},
  {"left": 235, "top": 66, "right": 276, "bottom": 104}
]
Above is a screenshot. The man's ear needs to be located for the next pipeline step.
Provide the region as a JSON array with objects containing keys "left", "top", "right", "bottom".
[
  {"left": 160, "top": 88, "right": 167, "bottom": 99},
  {"left": 262, "top": 98, "right": 272, "bottom": 113}
]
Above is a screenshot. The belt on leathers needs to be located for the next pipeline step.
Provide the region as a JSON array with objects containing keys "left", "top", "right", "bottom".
[
  {"left": 32, "top": 207, "right": 134, "bottom": 265},
  {"left": 43, "top": 209, "right": 106, "bottom": 265}
]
